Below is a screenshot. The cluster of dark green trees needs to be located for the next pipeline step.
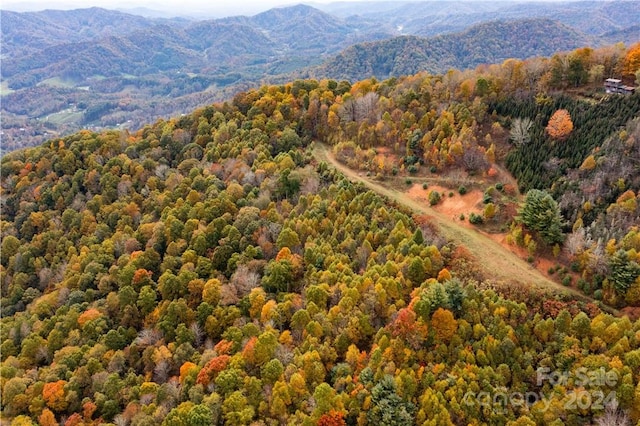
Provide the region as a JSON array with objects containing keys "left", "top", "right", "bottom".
[{"left": 496, "top": 93, "right": 640, "bottom": 192}]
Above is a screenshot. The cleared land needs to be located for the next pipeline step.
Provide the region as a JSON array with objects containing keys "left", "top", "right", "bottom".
[{"left": 313, "top": 142, "right": 615, "bottom": 313}]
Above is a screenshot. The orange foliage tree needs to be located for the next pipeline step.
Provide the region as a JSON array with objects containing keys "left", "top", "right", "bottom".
[
  {"left": 77, "top": 308, "right": 102, "bottom": 327},
  {"left": 38, "top": 409, "right": 57, "bottom": 426},
  {"left": 437, "top": 268, "right": 452, "bottom": 282},
  {"left": 623, "top": 42, "right": 640, "bottom": 76},
  {"left": 82, "top": 401, "right": 97, "bottom": 421},
  {"left": 317, "top": 410, "right": 347, "bottom": 426},
  {"left": 546, "top": 109, "right": 573, "bottom": 139},
  {"left": 179, "top": 361, "right": 198, "bottom": 383},
  {"left": 42, "top": 380, "right": 67, "bottom": 412}
]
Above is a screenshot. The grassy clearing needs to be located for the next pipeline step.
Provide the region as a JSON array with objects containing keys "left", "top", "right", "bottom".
[
  {"left": 37, "top": 77, "right": 76, "bottom": 88},
  {"left": 45, "top": 109, "right": 84, "bottom": 125},
  {"left": 0, "top": 80, "right": 14, "bottom": 96}
]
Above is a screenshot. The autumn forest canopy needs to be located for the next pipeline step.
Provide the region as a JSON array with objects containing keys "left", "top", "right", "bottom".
[{"left": 1, "top": 41, "right": 640, "bottom": 426}]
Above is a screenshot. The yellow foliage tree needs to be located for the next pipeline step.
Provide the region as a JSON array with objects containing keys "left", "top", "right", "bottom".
[
  {"left": 431, "top": 308, "right": 458, "bottom": 341},
  {"left": 202, "top": 278, "right": 221, "bottom": 305},
  {"left": 484, "top": 203, "right": 496, "bottom": 220},
  {"left": 11, "top": 416, "right": 36, "bottom": 426},
  {"left": 485, "top": 143, "right": 496, "bottom": 164},
  {"left": 579, "top": 155, "right": 596, "bottom": 170},
  {"left": 625, "top": 277, "right": 640, "bottom": 306}
]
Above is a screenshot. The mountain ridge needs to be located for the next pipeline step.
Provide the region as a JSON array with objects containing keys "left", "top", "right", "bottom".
[
  {"left": 308, "top": 18, "right": 595, "bottom": 81},
  {"left": 0, "top": 7, "right": 188, "bottom": 59}
]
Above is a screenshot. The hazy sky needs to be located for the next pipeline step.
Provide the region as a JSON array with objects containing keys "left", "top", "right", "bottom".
[{"left": 1, "top": 0, "right": 343, "bottom": 17}]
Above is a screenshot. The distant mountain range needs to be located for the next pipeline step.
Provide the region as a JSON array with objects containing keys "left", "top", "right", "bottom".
[
  {"left": 1, "top": 1, "right": 639, "bottom": 152},
  {"left": 316, "top": 1, "right": 640, "bottom": 39},
  {"left": 4, "top": 2, "right": 638, "bottom": 90}
]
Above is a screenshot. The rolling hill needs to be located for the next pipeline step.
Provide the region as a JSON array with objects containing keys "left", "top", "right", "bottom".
[
  {"left": 1, "top": 4, "right": 380, "bottom": 89},
  {"left": 0, "top": 7, "right": 188, "bottom": 59},
  {"left": 310, "top": 18, "right": 595, "bottom": 81}
]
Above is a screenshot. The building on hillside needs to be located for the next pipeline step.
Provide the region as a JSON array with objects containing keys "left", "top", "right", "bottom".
[{"left": 604, "top": 78, "right": 635, "bottom": 95}]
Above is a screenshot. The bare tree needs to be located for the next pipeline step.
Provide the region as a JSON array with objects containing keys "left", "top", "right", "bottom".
[
  {"left": 355, "top": 92, "right": 380, "bottom": 124},
  {"left": 565, "top": 227, "right": 590, "bottom": 257},
  {"left": 135, "top": 328, "right": 163, "bottom": 347},
  {"left": 220, "top": 283, "right": 239, "bottom": 306},
  {"left": 153, "top": 359, "right": 170, "bottom": 383},
  {"left": 230, "top": 264, "right": 260, "bottom": 298},
  {"left": 462, "top": 145, "right": 489, "bottom": 173},
  {"left": 509, "top": 117, "right": 533, "bottom": 146},
  {"left": 338, "top": 92, "right": 380, "bottom": 124},
  {"left": 155, "top": 164, "right": 169, "bottom": 179},
  {"left": 159, "top": 379, "right": 180, "bottom": 411},
  {"left": 338, "top": 97, "right": 357, "bottom": 122},
  {"left": 543, "top": 157, "right": 564, "bottom": 173},
  {"left": 524, "top": 57, "right": 547, "bottom": 90},
  {"left": 588, "top": 239, "right": 609, "bottom": 276},
  {"left": 594, "top": 401, "right": 629, "bottom": 426},
  {"left": 190, "top": 323, "right": 204, "bottom": 347},
  {"left": 113, "top": 414, "right": 129, "bottom": 426}
]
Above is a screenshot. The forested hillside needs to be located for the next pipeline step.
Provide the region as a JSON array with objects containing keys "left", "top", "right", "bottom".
[
  {"left": 2, "top": 41, "right": 640, "bottom": 425},
  {"left": 0, "top": 8, "right": 183, "bottom": 59},
  {"left": 0, "top": 5, "right": 383, "bottom": 153},
  {"left": 310, "top": 19, "right": 593, "bottom": 81}
]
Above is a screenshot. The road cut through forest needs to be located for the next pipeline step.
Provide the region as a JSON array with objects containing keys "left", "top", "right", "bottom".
[{"left": 313, "top": 142, "right": 618, "bottom": 314}]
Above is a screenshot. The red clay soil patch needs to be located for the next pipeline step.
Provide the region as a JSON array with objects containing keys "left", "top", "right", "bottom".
[
  {"left": 620, "top": 307, "right": 640, "bottom": 321},
  {"left": 407, "top": 183, "right": 484, "bottom": 224},
  {"left": 409, "top": 183, "right": 572, "bottom": 289},
  {"left": 488, "top": 233, "right": 555, "bottom": 273}
]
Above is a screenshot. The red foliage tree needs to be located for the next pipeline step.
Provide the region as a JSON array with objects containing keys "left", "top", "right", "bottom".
[
  {"left": 389, "top": 307, "right": 428, "bottom": 348},
  {"left": 196, "top": 355, "right": 231, "bottom": 386}
]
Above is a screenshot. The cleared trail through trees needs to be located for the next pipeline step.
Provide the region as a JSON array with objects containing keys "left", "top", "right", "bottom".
[{"left": 313, "top": 142, "right": 617, "bottom": 314}]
